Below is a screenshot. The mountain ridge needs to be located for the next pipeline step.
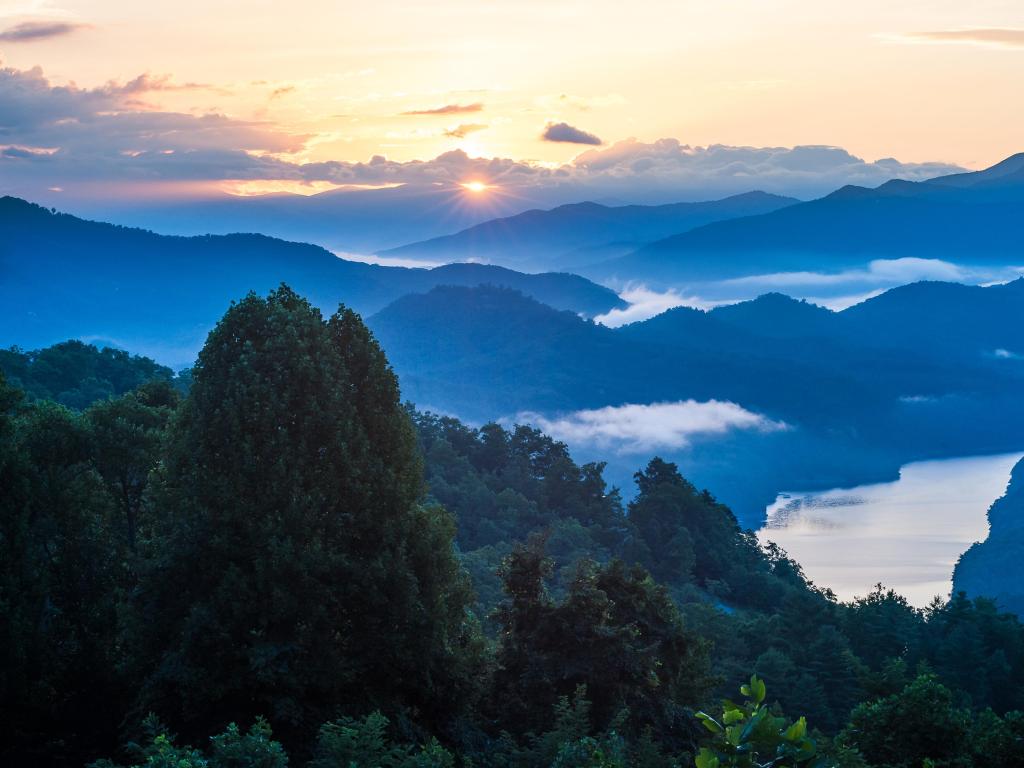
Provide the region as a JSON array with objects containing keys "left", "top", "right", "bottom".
[
  {"left": 594, "top": 153, "right": 1024, "bottom": 283},
  {"left": 379, "top": 191, "right": 798, "bottom": 271},
  {"left": 0, "top": 197, "right": 624, "bottom": 366}
]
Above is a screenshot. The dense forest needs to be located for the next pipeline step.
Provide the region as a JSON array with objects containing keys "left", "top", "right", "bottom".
[{"left": 3, "top": 286, "right": 1024, "bottom": 767}]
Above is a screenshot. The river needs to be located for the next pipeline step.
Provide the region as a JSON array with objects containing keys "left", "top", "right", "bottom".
[{"left": 757, "top": 452, "right": 1024, "bottom": 607}]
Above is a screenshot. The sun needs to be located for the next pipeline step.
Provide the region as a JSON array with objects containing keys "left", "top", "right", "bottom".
[{"left": 461, "top": 180, "right": 489, "bottom": 194}]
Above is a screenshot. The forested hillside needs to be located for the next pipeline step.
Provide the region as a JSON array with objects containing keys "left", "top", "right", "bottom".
[
  {"left": 4, "top": 294, "right": 1024, "bottom": 767},
  {"left": 954, "top": 457, "right": 1024, "bottom": 617}
]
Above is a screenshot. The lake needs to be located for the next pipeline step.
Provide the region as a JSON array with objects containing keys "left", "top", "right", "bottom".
[{"left": 757, "top": 452, "right": 1024, "bottom": 607}]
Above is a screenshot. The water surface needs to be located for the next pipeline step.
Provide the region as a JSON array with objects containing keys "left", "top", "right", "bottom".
[{"left": 757, "top": 452, "right": 1023, "bottom": 606}]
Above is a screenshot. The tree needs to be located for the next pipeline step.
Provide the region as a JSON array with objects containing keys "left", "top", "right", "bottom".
[
  {"left": 127, "top": 286, "right": 481, "bottom": 748},
  {"left": 0, "top": 385, "right": 127, "bottom": 764},
  {"left": 627, "top": 459, "right": 739, "bottom": 587},
  {"left": 842, "top": 674, "right": 970, "bottom": 768},
  {"left": 491, "top": 537, "right": 711, "bottom": 749},
  {"left": 86, "top": 380, "right": 180, "bottom": 550}
]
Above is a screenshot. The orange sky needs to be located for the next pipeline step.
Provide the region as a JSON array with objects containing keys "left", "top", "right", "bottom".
[{"left": 1, "top": 0, "right": 1021, "bottom": 196}]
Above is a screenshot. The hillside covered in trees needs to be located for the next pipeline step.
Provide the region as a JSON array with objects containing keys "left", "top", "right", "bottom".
[{"left": 3, "top": 289, "right": 1024, "bottom": 768}]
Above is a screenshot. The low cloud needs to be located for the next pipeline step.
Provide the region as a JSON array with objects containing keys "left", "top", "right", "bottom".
[
  {"left": 647, "top": 259, "right": 1024, "bottom": 313},
  {"left": 542, "top": 121, "right": 603, "bottom": 145},
  {"left": 594, "top": 284, "right": 729, "bottom": 327},
  {"left": 901, "top": 28, "right": 1024, "bottom": 49},
  {"left": 993, "top": 349, "right": 1024, "bottom": 360},
  {"left": 0, "top": 20, "right": 88, "bottom": 42},
  {"left": 722, "top": 257, "right": 972, "bottom": 290},
  {"left": 402, "top": 102, "right": 483, "bottom": 115},
  {"left": 517, "top": 400, "right": 787, "bottom": 453},
  {"left": 444, "top": 122, "right": 487, "bottom": 138}
]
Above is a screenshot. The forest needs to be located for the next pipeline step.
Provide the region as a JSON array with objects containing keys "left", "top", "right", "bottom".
[{"left": 3, "top": 286, "right": 1024, "bottom": 768}]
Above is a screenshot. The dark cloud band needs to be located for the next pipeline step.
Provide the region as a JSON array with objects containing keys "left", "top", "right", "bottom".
[
  {"left": 402, "top": 102, "right": 484, "bottom": 115},
  {"left": 541, "top": 122, "right": 603, "bottom": 145},
  {"left": 0, "top": 21, "right": 89, "bottom": 42}
]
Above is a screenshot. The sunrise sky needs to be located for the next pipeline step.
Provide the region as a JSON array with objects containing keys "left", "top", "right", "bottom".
[{"left": 1, "top": 0, "right": 1022, "bottom": 200}]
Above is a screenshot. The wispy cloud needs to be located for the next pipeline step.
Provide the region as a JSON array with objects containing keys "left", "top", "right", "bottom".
[
  {"left": 0, "top": 20, "right": 87, "bottom": 41},
  {"left": 722, "top": 257, "right": 972, "bottom": 289},
  {"left": 443, "top": 122, "right": 487, "bottom": 138},
  {"left": 541, "top": 121, "right": 602, "bottom": 145},
  {"left": 594, "top": 284, "right": 730, "bottom": 327},
  {"left": 897, "top": 28, "right": 1024, "bottom": 49},
  {"left": 402, "top": 102, "right": 483, "bottom": 115},
  {"left": 269, "top": 85, "right": 296, "bottom": 100},
  {"left": 516, "top": 400, "right": 788, "bottom": 453}
]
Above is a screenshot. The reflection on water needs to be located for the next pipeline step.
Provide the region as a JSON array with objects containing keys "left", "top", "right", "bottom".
[{"left": 757, "top": 452, "right": 1024, "bottom": 607}]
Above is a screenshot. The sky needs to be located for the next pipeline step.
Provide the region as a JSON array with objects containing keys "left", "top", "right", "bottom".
[{"left": 1, "top": 0, "right": 1022, "bottom": 202}]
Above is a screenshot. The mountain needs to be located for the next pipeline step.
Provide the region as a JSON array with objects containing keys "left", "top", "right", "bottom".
[
  {"left": 710, "top": 293, "right": 837, "bottom": 339},
  {"left": 368, "top": 283, "right": 1024, "bottom": 520},
  {"left": 954, "top": 456, "right": 1024, "bottom": 617},
  {"left": 691, "top": 281, "right": 1024, "bottom": 361},
  {"left": 46, "top": 182, "right": 548, "bottom": 256},
  {"left": 0, "top": 197, "right": 623, "bottom": 366},
  {"left": 378, "top": 191, "right": 798, "bottom": 271},
  {"left": 597, "top": 154, "right": 1024, "bottom": 283}
]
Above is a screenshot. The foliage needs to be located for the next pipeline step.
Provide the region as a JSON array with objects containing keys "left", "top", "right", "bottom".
[
  {"left": 841, "top": 673, "right": 1024, "bottom": 768},
  {"left": 7, "top": 292, "right": 1024, "bottom": 767},
  {"left": 0, "top": 377, "right": 129, "bottom": 765},
  {"left": 490, "top": 538, "right": 713, "bottom": 748},
  {"left": 310, "top": 711, "right": 454, "bottom": 768},
  {"left": 0, "top": 340, "right": 176, "bottom": 409},
  {"left": 125, "top": 286, "right": 481, "bottom": 747},
  {"left": 694, "top": 675, "right": 826, "bottom": 768}
]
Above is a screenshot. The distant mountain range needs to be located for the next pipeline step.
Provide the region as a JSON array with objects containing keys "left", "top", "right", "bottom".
[
  {"left": 0, "top": 197, "right": 623, "bottom": 366},
  {"left": 594, "top": 153, "right": 1024, "bottom": 283},
  {"left": 46, "top": 183, "right": 544, "bottom": 255},
  {"left": 370, "top": 280, "right": 1024, "bottom": 419},
  {"left": 706, "top": 281, "right": 1024, "bottom": 360},
  {"left": 367, "top": 282, "right": 1024, "bottom": 519},
  {"left": 379, "top": 191, "right": 798, "bottom": 272}
]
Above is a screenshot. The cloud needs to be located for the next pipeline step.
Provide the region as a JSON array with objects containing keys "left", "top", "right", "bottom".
[
  {"left": 0, "top": 63, "right": 968, "bottom": 202},
  {"left": 662, "top": 259, "right": 1024, "bottom": 313},
  {"left": 594, "top": 284, "right": 729, "bottom": 327},
  {"left": 722, "top": 257, "right": 972, "bottom": 290},
  {"left": 402, "top": 102, "right": 483, "bottom": 115},
  {"left": 444, "top": 122, "right": 487, "bottom": 138},
  {"left": 0, "top": 20, "right": 87, "bottom": 42},
  {"left": 901, "top": 28, "right": 1024, "bottom": 49},
  {"left": 270, "top": 85, "right": 296, "bottom": 100},
  {"left": 516, "top": 400, "right": 787, "bottom": 453},
  {"left": 542, "top": 121, "right": 602, "bottom": 145}
]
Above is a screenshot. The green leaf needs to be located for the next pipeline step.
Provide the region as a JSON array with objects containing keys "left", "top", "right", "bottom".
[
  {"left": 696, "top": 712, "right": 724, "bottom": 734},
  {"left": 749, "top": 675, "right": 766, "bottom": 704},
  {"left": 723, "top": 708, "right": 745, "bottom": 725},
  {"left": 783, "top": 716, "right": 807, "bottom": 742},
  {"left": 695, "top": 748, "right": 720, "bottom": 768}
]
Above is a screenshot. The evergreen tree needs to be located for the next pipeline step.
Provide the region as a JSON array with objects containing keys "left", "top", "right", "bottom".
[
  {"left": 127, "top": 286, "right": 480, "bottom": 747},
  {"left": 0, "top": 382, "right": 126, "bottom": 764},
  {"left": 491, "top": 538, "right": 711, "bottom": 750}
]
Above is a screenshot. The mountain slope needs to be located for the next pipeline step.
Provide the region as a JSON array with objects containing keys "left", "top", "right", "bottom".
[
  {"left": 954, "top": 457, "right": 1024, "bottom": 617},
  {"left": 597, "top": 154, "right": 1024, "bottom": 283},
  {"left": 369, "top": 282, "right": 1024, "bottom": 519},
  {"left": 0, "top": 197, "right": 623, "bottom": 366},
  {"left": 379, "top": 192, "right": 798, "bottom": 271}
]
